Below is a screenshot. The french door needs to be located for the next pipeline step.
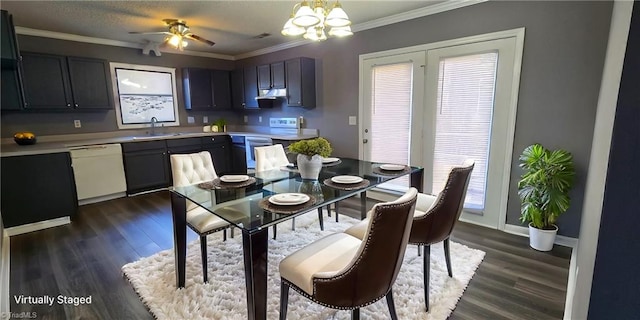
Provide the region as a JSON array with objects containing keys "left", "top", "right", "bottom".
[{"left": 360, "top": 31, "right": 522, "bottom": 229}]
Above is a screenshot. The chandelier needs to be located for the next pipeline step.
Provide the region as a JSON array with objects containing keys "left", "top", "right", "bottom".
[{"left": 281, "top": 0, "right": 353, "bottom": 41}]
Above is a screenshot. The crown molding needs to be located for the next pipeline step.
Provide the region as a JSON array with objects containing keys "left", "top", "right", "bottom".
[
  {"left": 15, "top": 26, "right": 235, "bottom": 61},
  {"left": 14, "top": 1, "right": 486, "bottom": 61}
]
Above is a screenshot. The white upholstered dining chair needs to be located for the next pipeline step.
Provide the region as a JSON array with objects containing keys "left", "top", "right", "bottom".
[
  {"left": 169, "top": 151, "right": 231, "bottom": 283},
  {"left": 254, "top": 144, "right": 327, "bottom": 239}
]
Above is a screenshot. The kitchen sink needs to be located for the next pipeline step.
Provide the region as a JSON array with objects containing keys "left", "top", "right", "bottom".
[{"left": 131, "top": 133, "right": 184, "bottom": 140}]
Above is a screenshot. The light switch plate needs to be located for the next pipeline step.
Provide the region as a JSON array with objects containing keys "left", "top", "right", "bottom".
[
  {"left": 258, "top": 116, "right": 262, "bottom": 123},
  {"left": 244, "top": 115, "right": 248, "bottom": 123},
  {"left": 348, "top": 116, "right": 357, "bottom": 126},
  {"left": 203, "top": 116, "right": 208, "bottom": 123},
  {"left": 187, "top": 116, "right": 195, "bottom": 124},
  {"left": 74, "top": 120, "right": 81, "bottom": 128}
]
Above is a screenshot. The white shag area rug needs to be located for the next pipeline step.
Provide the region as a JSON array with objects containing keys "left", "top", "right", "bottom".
[{"left": 122, "top": 213, "right": 485, "bottom": 320}]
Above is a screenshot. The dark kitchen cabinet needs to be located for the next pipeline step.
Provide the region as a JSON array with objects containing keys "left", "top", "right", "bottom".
[
  {"left": 21, "top": 52, "right": 112, "bottom": 110},
  {"left": 285, "top": 57, "right": 316, "bottom": 108},
  {"left": 257, "top": 61, "right": 285, "bottom": 90},
  {"left": 1, "top": 68, "right": 24, "bottom": 110},
  {"left": 183, "top": 68, "right": 231, "bottom": 110},
  {"left": 202, "top": 135, "right": 232, "bottom": 175},
  {"left": 122, "top": 140, "right": 170, "bottom": 194},
  {"left": 1, "top": 10, "right": 20, "bottom": 66},
  {"left": 242, "top": 66, "right": 258, "bottom": 109},
  {"left": 1, "top": 152, "right": 78, "bottom": 227}
]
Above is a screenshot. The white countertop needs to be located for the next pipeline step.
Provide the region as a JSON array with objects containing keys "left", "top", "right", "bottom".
[{"left": 0, "top": 128, "right": 318, "bottom": 157}]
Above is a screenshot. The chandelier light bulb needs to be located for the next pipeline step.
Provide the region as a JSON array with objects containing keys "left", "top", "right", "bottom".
[
  {"left": 328, "top": 25, "right": 353, "bottom": 37},
  {"left": 282, "top": 16, "right": 306, "bottom": 36},
  {"left": 167, "top": 34, "right": 182, "bottom": 48},
  {"left": 292, "top": 1, "right": 321, "bottom": 27},
  {"left": 325, "top": 2, "right": 351, "bottom": 27}
]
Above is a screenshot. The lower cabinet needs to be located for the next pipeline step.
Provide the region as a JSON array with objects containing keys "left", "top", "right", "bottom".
[
  {"left": 122, "top": 135, "right": 237, "bottom": 194},
  {"left": 1, "top": 152, "right": 78, "bottom": 227},
  {"left": 122, "top": 140, "right": 170, "bottom": 194},
  {"left": 202, "top": 135, "right": 232, "bottom": 175}
]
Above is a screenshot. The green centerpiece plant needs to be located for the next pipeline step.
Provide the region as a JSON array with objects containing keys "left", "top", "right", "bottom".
[
  {"left": 288, "top": 137, "right": 332, "bottom": 180},
  {"left": 518, "top": 143, "right": 575, "bottom": 251}
]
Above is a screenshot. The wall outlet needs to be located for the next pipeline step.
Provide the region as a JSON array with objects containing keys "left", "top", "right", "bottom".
[
  {"left": 244, "top": 115, "right": 248, "bottom": 123},
  {"left": 74, "top": 120, "right": 81, "bottom": 128},
  {"left": 203, "top": 116, "right": 208, "bottom": 123},
  {"left": 258, "top": 116, "right": 262, "bottom": 123},
  {"left": 348, "top": 116, "right": 357, "bottom": 126},
  {"left": 187, "top": 116, "right": 195, "bottom": 124}
]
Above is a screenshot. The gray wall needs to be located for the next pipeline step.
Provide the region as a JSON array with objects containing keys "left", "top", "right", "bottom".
[
  {"left": 237, "top": 1, "right": 612, "bottom": 237},
  {"left": 0, "top": 1, "right": 612, "bottom": 237},
  {"left": 0, "top": 35, "right": 239, "bottom": 137}
]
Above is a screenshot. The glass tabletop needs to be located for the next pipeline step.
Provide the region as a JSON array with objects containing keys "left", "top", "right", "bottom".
[{"left": 170, "top": 158, "right": 422, "bottom": 234}]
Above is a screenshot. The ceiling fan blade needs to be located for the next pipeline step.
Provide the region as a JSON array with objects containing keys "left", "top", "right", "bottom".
[
  {"left": 185, "top": 34, "right": 215, "bottom": 46},
  {"left": 129, "top": 31, "right": 172, "bottom": 35}
]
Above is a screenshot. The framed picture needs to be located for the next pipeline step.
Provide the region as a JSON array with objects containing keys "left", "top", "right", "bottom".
[{"left": 110, "top": 62, "right": 180, "bottom": 130}]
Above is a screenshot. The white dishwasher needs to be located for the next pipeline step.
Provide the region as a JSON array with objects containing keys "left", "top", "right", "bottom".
[{"left": 70, "top": 144, "right": 127, "bottom": 205}]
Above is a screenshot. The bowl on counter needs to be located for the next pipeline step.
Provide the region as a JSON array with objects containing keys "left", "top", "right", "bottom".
[{"left": 14, "top": 132, "right": 37, "bottom": 145}]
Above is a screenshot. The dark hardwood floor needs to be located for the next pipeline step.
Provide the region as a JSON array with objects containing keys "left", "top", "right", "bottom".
[{"left": 9, "top": 191, "right": 571, "bottom": 319}]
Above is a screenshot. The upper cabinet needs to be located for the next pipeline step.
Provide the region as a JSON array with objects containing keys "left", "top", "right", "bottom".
[
  {"left": 285, "top": 57, "right": 316, "bottom": 108},
  {"left": 0, "top": 10, "right": 20, "bottom": 67},
  {"left": 183, "top": 67, "right": 231, "bottom": 110},
  {"left": 21, "top": 52, "right": 112, "bottom": 110},
  {"left": 231, "top": 66, "right": 259, "bottom": 109},
  {"left": 257, "top": 61, "right": 285, "bottom": 90}
]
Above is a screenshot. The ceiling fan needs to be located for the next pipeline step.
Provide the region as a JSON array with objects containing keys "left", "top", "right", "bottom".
[{"left": 129, "top": 19, "right": 215, "bottom": 51}]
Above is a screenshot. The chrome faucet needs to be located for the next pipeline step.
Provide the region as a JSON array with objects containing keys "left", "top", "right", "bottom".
[{"left": 150, "top": 117, "right": 158, "bottom": 136}]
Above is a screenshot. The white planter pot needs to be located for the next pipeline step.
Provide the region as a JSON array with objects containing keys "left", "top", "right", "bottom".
[
  {"left": 528, "top": 223, "right": 558, "bottom": 251},
  {"left": 297, "top": 154, "right": 323, "bottom": 180}
]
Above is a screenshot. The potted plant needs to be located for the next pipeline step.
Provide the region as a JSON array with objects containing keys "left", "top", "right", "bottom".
[
  {"left": 518, "top": 143, "right": 575, "bottom": 251},
  {"left": 213, "top": 118, "right": 227, "bottom": 132},
  {"left": 288, "top": 137, "right": 332, "bottom": 180}
]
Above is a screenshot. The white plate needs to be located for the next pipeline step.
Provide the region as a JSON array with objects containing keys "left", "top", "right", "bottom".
[
  {"left": 322, "top": 157, "right": 340, "bottom": 164},
  {"left": 380, "top": 164, "right": 406, "bottom": 171},
  {"left": 268, "top": 193, "right": 310, "bottom": 206},
  {"left": 331, "top": 175, "right": 363, "bottom": 184},
  {"left": 219, "top": 175, "right": 250, "bottom": 183}
]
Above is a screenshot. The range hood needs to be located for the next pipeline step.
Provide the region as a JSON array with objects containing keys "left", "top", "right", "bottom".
[{"left": 255, "top": 88, "right": 287, "bottom": 100}]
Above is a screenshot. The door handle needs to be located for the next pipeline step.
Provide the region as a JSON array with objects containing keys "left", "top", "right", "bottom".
[{"left": 363, "top": 139, "right": 368, "bottom": 144}]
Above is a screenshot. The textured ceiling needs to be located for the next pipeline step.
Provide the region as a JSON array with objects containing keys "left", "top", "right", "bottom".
[{"left": 1, "top": 1, "right": 445, "bottom": 57}]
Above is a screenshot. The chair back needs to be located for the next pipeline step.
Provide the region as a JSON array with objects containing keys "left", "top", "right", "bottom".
[
  {"left": 313, "top": 188, "right": 418, "bottom": 308},
  {"left": 409, "top": 160, "right": 475, "bottom": 245},
  {"left": 170, "top": 151, "right": 218, "bottom": 211},
  {"left": 254, "top": 144, "right": 290, "bottom": 172}
]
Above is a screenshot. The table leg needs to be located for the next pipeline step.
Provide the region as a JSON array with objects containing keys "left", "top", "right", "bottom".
[
  {"left": 171, "top": 192, "right": 187, "bottom": 288},
  {"left": 242, "top": 228, "right": 269, "bottom": 320},
  {"left": 360, "top": 190, "right": 367, "bottom": 220},
  {"left": 410, "top": 168, "right": 425, "bottom": 192}
]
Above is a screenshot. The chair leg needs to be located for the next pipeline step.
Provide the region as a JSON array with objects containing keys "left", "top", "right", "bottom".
[
  {"left": 317, "top": 208, "right": 324, "bottom": 231},
  {"left": 423, "top": 244, "right": 431, "bottom": 312},
  {"left": 279, "top": 281, "right": 290, "bottom": 320},
  {"left": 386, "top": 290, "right": 398, "bottom": 320},
  {"left": 200, "top": 235, "right": 208, "bottom": 283},
  {"left": 273, "top": 225, "right": 277, "bottom": 240},
  {"left": 291, "top": 217, "right": 296, "bottom": 231},
  {"left": 223, "top": 229, "right": 227, "bottom": 241},
  {"left": 444, "top": 238, "right": 453, "bottom": 277},
  {"left": 351, "top": 308, "right": 360, "bottom": 320},
  {"left": 327, "top": 205, "right": 331, "bottom": 217},
  {"left": 230, "top": 227, "right": 235, "bottom": 238},
  {"left": 334, "top": 202, "right": 339, "bottom": 222},
  {"left": 417, "top": 244, "right": 422, "bottom": 256}
]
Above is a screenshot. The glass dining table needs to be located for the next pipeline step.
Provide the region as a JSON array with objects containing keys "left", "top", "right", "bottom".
[{"left": 170, "top": 157, "right": 424, "bottom": 320}]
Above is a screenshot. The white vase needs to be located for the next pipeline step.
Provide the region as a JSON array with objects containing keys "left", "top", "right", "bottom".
[
  {"left": 297, "top": 154, "right": 323, "bottom": 180},
  {"left": 528, "top": 223, "right": 558, "bottom": 251}
]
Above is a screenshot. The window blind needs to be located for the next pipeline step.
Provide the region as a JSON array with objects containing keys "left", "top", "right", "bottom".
[
  {"left": 432, "top": 52, "right": 498, "bottom": 209},
  {"left": 370, "top": 62, "right": 413, "bottom": 189}
]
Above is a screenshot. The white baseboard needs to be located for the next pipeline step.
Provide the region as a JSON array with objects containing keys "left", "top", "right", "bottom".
[
  {"left": 78, "top": 192, "right": 126, "bottom": 206},
  {"left": 1, "top": 230, "right": 10, "bottom": 315},
  {"left": 503, "top": 224, "right": 578, "bottom": 248},
  {"left": 5, "top": 217, "right": 70, "bottom": 236}
]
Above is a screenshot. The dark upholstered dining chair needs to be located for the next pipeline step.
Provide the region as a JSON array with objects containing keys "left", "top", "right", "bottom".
[
  {"left": 345, "top": 160, "right": 475, "bottom": 312},
  {"left": 278, "top": 187, "right": 418, "bottom": 320}
]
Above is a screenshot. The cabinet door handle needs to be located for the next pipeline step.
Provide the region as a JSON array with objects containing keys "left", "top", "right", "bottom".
[
  {"left": 67, "top": 103, "right": 71, "bottom": 107},
  {"left": 74, "top": 103, "right": 78, "bottom": 107}
]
